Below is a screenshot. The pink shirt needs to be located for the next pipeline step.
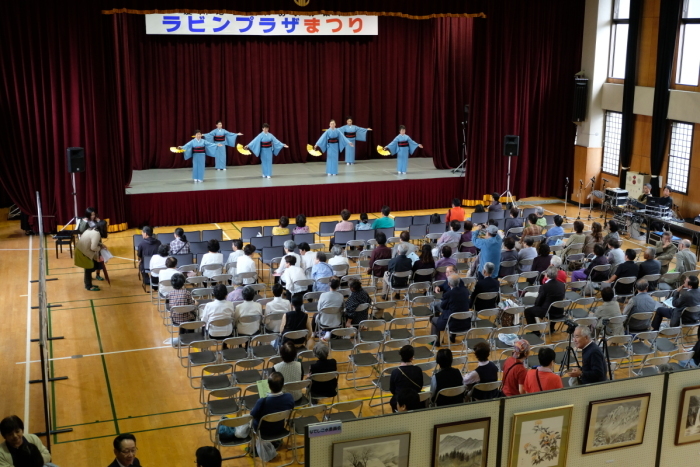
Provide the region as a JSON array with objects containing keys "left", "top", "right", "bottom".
[{"left": 334, "top": 221, "right": 354, "bottom": 232}]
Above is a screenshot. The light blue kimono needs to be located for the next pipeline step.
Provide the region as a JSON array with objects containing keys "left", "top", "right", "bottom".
[
  {"left": 315, "top": 129, "right": 351, "bottom": 175},
  {"left": 181, "top": 138, "right": 218, "bottom": 181},
  {"left": 247, "top": 132, "right": 285, "bottom": 177},
  {"left": 337, "top": 125, "right": 369, "bottom": 164},
  {"left": 385, "top": 134, "right": 420, "bottom": 173},
  {"left": 311, "top": 262, "right": 334, "bottom": 291},
  {"left": 204, "top": 128, "right": 239, "bottom": 169}
]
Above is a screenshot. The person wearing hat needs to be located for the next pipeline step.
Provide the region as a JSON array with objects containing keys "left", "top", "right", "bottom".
[
  {"left": 638, "top": 183, "right": 652, "bottom": 204},
  {"left": 473, "top": 224, "right": 504, "bottom": 277},
  {"left": 501, "top": 339, "right": 530, "bottom": 396}
]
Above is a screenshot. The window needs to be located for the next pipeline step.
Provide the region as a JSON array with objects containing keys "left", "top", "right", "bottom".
[
  {"left": 677, "top": 0, "right": 700, "bottom": 86},
  {"left": 667, "top": 122, "right": 693, "bottom": 194},
  {"left": 602, "top": 111, "right": 622, "bottom": 175},
  {"left": 608, "top": 0, "right": 630, "bottom": 79}
]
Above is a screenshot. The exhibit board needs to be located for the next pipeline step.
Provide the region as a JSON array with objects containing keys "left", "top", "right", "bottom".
[{"left": 659, "top": 368, "right": 700, "bottom": 466}]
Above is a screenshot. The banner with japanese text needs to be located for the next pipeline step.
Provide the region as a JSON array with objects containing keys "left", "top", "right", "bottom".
[{"left": 145, "top": 14, "right": 377, "bottom": 36}]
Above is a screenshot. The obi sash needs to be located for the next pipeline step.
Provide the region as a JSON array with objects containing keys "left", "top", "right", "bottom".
[
  {"left": 213, "top": 134, "right": 226, "bottom": 142},
  {"left": 328, "top": 138, "right": 339, "bottom": 144},
  {"left": 398, "top": 141, "right": 410, "bottom": 147},
  {"left": 261, "top": 141, "right": 273, "bottom": 148},
  {"left": 192, "top": 145, "right": 206, "bottom": 153},
  {"left": 344, "top": 132, "right": 356, "bottom": 138}
]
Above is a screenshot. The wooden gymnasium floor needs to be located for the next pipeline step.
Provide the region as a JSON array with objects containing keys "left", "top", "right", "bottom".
[{"left": 2, "top": 199, "right": 698, "bottom": 466}]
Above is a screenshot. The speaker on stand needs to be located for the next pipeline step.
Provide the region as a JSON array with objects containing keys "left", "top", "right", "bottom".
[
  {"left": 62, "top": 147, "right": 84, "bottom": 232},
  {"left": 500, "top": 136, "right": 519, "bottom": 206}
]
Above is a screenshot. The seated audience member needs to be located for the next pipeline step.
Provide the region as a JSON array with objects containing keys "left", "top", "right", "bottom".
[
  {"left": 396, "top": 390, "right": 422, "bottom": 412},
  {"left": 434, "top": 265, "right": 462, "bottom": 294},
  {"left": 445, "top": 198, "right": 466, "bottom": 224},
  {"left": 149, "top": 243, "right": 170, "bottom": 289},
  {"left": 602, "top": 248, "right": 639, "bottom": 295},
  {"left": 524, "top": 267, "right": 566, "bottom": 335},
  {"left": 195, "top": 446, "right": 221, "bottom": 467},
  {"left": 521, "top": 214, "right": 542, "bottom": 245},
  {"left": 371, "top": 205, "right": 394, "bottom": 229},
  {"left": 606, "top": 238, "right": 624, "bottom": 274},
  {"left": 535, "top": 206, "right": 547, "bottom": 228},
  {"left": 530, "top": 243, "right": 552, "bottom": 283},
  {"left": 398, "top": 230, "right": 418, "bottom": 254},
  {"left": 199, "top": 239, "right": 223, "bottom": 280},
  {"left": 383, "top": 243, "right": 412, "bottom": 299},
  {"left": 355, "top": 212, "right": 372, "bottom": 231},
  {"left": 501, "top": 340, "right": 530, "bottom": 396},
  {"left": 316, "top": 277, "right": 344, "bottom": 332},
  {"left": 201, "top": 284, "right": 235, "bottom": 340},
  {"left": 568, "top": 325, "right": 607, "bottom": 385},
  {"left": 547, "top": 256, "right": 567, "bottom": 283},
  {"left": 434, "top": 246, "right": 457, "bottom": 281},
  {"left": 651, "top": 276, "right": 700, "bottom": 330},
  {"left": 593, "top": 286, "right": 624, "bottom": 335},
  {"left": 272, "top": 216, "right": 290, "bottom": 236},
  {"left": 562, "top": 220, "right": 586, "bottom": 258},
  {"left": 623, "top": 279, "right": 657, "bottom": 332},
  {"left": 488, "top": 192, "right": 502, "bottom": 211},
  {"left": 158, "top": 257, "right": 178, "bottom": 297},
  {"left": 280, "top": 255, "right": 307, "bottom": 299},
  {"left": 236, "top": 244, "right": 257, "bottom": 284},
  {"left": 517, "top": 237, "right": 537, "bottom": 272},
  {"left": 499, "top": 236, "right": 518, "bottom": 278},
  {"left": 672, "top": 239, "right": 697, "bottom": 281},
  {"left": 307, "top": 342, "right": 338, "bottom": 399},
  {"left": 437, "top": 220, "right": 462, "bottom": 248},
  {"left": 279, "top": 294, "right": 313, "bottom": 348},
  {"left": 413, "top": 244, "right": 436, "bottom": 282},
  {"left": 637, "top": 247, "right": 662, "bottom": 290},
  {"left": 473, "top": 225, "right": 503, "bottom": 277},
  {"left": 234, "top": 286, "right": 263, "bottom": 337},
  {"left": 170, "top": 227, "right": 190, "bottom": 255},
  {"left": 432, "top": 274, "right": 471, "bottom": 344},
  {"left": 293, "top": 214, "right": 309, "bottom": 234},
  {"left": 523, "top": 347, "right": 563, "bottom": 393},
  {"left": 225, "top": 239, "right": 244, "bottom": 275},
  {"left": 274, "top": 342, "right": 304, "bottom": 402},
  {"left": 473, "top": 204, "right": 485, "bottom": 213},
  {"left": 108, "top": 433, "right": 141, "bottom": 467},
  {"left": 312, "top": 252, "right": 334, "bottom": 292},
  {"left": 459, "top": 220, "right": 477, "bottom": 255},
  {"left": 225, "top": 277, "right": 245, "bottom": 302},
  {"left": 469, "top": 263, "right": 500, "bottom": 311},
  {"left": 334, "top": 209, "right": 354, "bottom": 232},
  {"left": 430, "top": 348, "right": 466, "bottom": 406},
  {"left": 655, "top": 231, "right": 677, "bottom": 275},
  {"left": 297, "top": 242, "right": 317, "bottom": 271},
  {"left": 275, "top": 240, "right": 301, "bottom": 277},
  {"left": 169, "top": 273, "right": 196, "bottom": 333},
  {"left": 463, "top": 342, "right": 499, "bottom": 400},
  {"left": 583, "top": 221, "right": 604, "bottom": 256},
  {"left": 266, "top": 283, "right": 292, "bottom": 315},
  {"left": 328, "top": 245, "right": 350, "bottom": 269},
  {"left": 504, "top": 207, "right": 524, "bottom": 239},
  {"left": 545, "top": 215, "right": 564, "bottom": 245},
  {"left": 369, "top": 232, "right": 392, "bottom": 278},
  {"left": 389, "top": 345, "right": 424, "bottom": 412},
  {"left": 137, "top": 225, "right": 161, "bottom": 288},
  {"left": 0, "top": 415, "right": 55, "bottom": 467},
  {"left": 602, "top": 220, "right": 620, "bottom": 246},
  {"left": 250, "top": 372, "right": 295, "bottom": 436},
  {"left": 345, "top": 280, "right": 372, "bottom": 327},
  {"left": 571, "top": 243, "right": 609, "bottom": 282}
]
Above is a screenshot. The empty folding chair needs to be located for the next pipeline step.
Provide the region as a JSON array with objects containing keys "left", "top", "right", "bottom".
[
  {"left": 345, "top": 342, "right": 381, "bottom": 390},
  {"left": 289, "top": 405, "right": 327, "bottom": 463},
  {"left": 680, "top": 306, "right": 700, "bottom": 348},
  {"left": 221, "top": 337, "right": 250, "bottom": 363},
  {"left": 328, "top": 328, "right": 356, "bottom": 364},
  {"left": 668, "top": 351, "right": 696, "bottom": 371},
  {"left": 410, "top": 335, "right": 437, "bottom": 361},
  {"left": 604, "top": 335, "right": 632, "bottom": 375},
  {"left": 472, "top": 308, "right": 500, "bottom": 329},
  {"left": 543, "top": 300, "right": 573, "bottom": 341},
  {"left": 326, "top": 400, "right": 363, "bottom": 422},
  {"left": 409, "top": 296, "right": 434, "bottom": 324},
  {"left": 369, "top": 367, "right": 396, "bottom": 414},
  {"left": 569, "top": 297, "right": 597, "bottom": 319},
  {"left": 564, "top": 281, "right": 587, "bottom": 301},
  {"left": 232, "top": 358, "right": 265, "bottom": 386},
  {"left": 240, "top": 384, "right": 261, "bottom": 413},
  {"left": 272, "top": 234, "right": 293, "bottom": 248},
  {"left": 444, "top": 311, "right": 473, "bottom": 350},
  {"left": 202, "top": 229, "right": 223, "bottom": 242},
  {"left": 373, "top": 301, "right": 397, "bottom": 322},
  {"left": 464, "top": 328, "right": 493, "bottom": 354},
  {"left": 199, "top": 364, "right": 234, "bottom": 407},
  {"left": 499, "top": 274, "right": 519, "bottom": 299},
  {"left": 283, "top": 380, "right": 311, "bottom": 408},
  {"left": 250, "top": 236, "right": 272, "bottom": 252},
  {"left": 655, "top": 327, "right": 682, "bottom": 355},
  {"left": 521, "top": 323, "right": 547, "bottom": 346},
  {"left": 387, "top": 317, "right": 415, "bottom": 340},
  {"left": 633, "top": 356, "right": 670, "bottom": 377},
  {"left": 241, "top": 227, "right": 262, "bottom": 243},
  {"left": 251, "top": 409, "right": 294, "bottom": 467},
  {"left": 187, "top": 340, "right": 219, "bottom": 389},
  {"left": 215, "top": 415, "right": 252, "bottom": 460},
  {"left": 250, "top": 334, "right": 278, "bottom": 360},
  {"left": 358, "top": 319, "right": 386, "bottom": 344}
]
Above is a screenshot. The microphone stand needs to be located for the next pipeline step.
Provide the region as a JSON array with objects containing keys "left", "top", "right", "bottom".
[
  {"left": 576, "top": 180, "right": 584, "bottom": 220},
  {"left": 563, "top": 178, "right": 570, "bottom": 220},
  {"left": 587, "top": 177, "right": 596, "bottom": 221}
]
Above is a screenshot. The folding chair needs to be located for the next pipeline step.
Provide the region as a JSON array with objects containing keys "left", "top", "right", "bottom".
[
  {"left": 252, "top": 409, "right": 294, "bottom": 467},
  {"left": 221, "top": 337, "right": 250, "bottom": 363},
  {"left": 272, "top": 234, "right": 293, "bottom": 248},
  {"left": 655, "top": 327, "right": 682, "bottom": 355},
  {"left": 345, "top": 342, "right": 381, "bottom": 389},
  {"left": 326, "top": 400, "right": 363, "bottom": 422},
  {"left": 434, "top": 386, "right": 466, "bottom": 407},
  {"left": 444, "top": 311, "right": 473, "bottom": 350},
  {"left": 199, "top": 364, "right": 234, "bottom": 406},
  {"left": 289, "top": 405, "right": 327, "bottom": 463},
  {"left": 521, "top": 323, "right": 547, "bottom": 346},
  {"left": 564, "top": 281, "right": 587, "bottom": 301},
  {"left": 307, "top": 372, "right": 340, "bottom": 405},
  {"left": 611, "top": 277, "right": 637, "bottom": 302},
  {"left": 626, "top": 312, "right": 653, "bottom": 334},
  {"left": 467, "top": 381, "right": 502, "bottom": 401},
  {"left": 241, "top": 384, "right": 261, "bottom": 412},
  {"left": 368, "top": 367, "right": 397, "bottom": 414},
  {"left": 232, "top": 358, "right": 265, "bottom": 386},
  {"left": 370, "top": 259, "right": 390, "bottom": 287},
  {"left": 668, "top": 351, "right": 696, "bottom": 371},
  {"left": 373, "top": 301, "right": 397, "bottom": 322},
  {"left": 410, "top": 335, "right": 437, "bottom": 361},
  {"left": 464, "top": 328, "right": 493, "bottom": 355},
  {"left": 358, "top": 319, "right": 386, "bottom": 343},
  {"left": 378, "top": 339, "right": 410, "bottom": 371},
  {"left": 283, "top": 380, "right": 311, "bottom": 408},
  {"left": 250, "top": 334, "right": 278, "bottom": 360},
  {"left": 567, "top": 297, "right": 596, "bottom": 319},
  {"left": 316, "top": 306, "right": 343, "bottom": 333},
  {"left": 215, "top": 415, "right": 252, "bottom": 460},
  {"left": 605, "top": 335, "right": 632, "bottom": 375},
  {"left": 499, "top": 273, "right": 519, "bottom": 299},
  {"left": 543, "top": 300, "right": 573, "bottom": 341},
  {"left": 680, "top": 306, "right": 700, "bottom": 348},
  {"left": 187, "top": 340, "right": 219, "bottom": 388},
  {"left": 263, "top": 313, "right": 285, "bottom": 334},
  {"left": 472, "top": 308, "right": 500, "bottom": 329},
  {"left": 386, "top": 317, "right": 415, "bottom": 340},
  {"left": 633, "top": 356, "right": 670, "bottom": 377},
  {"left": 408, "top": 295, "right": 434, "bottom": 324},
  {"left": 491, "top": 326, "right": 521, "bottom": 353},
  {"left": 328, "top": 328, "right": 356, "bottom": 363}
]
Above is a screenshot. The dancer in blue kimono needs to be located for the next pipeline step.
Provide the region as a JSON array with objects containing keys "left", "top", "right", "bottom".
[
  {"left": 244, "top": 123, "right": 288, "bottom": 178},
  {"left": 314, "top": 119, "right": 353, "bottom": 176},
  {"left": 178, "top": 130, "right": 222, "bottom": 183},
  {"left": 338, "top": 116, "right": 371, "bottom": 165},
  {"left": 203, "top": 120, "right": 242, "bottom": 171},
  {"left": 383, "top": 125, "right": 423, "bottom": 174}
]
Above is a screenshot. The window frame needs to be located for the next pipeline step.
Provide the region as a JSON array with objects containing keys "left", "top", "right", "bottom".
[
  {"left": 602, "top": 111, "right": 623, "bottom": 177},
  {"left": 666, "top": 121, "right": 694, "bottom": 196},
  {"left": 675, "top": 0, "right": 700, "bottom": 86},
  {"left": 608, "top": 0, "right": 630, "bottom": 79}
]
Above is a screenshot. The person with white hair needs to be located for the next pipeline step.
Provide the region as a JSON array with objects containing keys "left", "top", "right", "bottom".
[
  {"left": 671, "top": 239, "right": 697, "bottom": 284},
  {"left": 535, "top": 206, "right": 547, "bottom": 228},
  {"left": 431, "top": 274, "right": 471, "bottom": 345},
  {"left": 328, "top": 245, "right": 350, "bottom": 269},
  {"left": 274, "top": 240, "right": 301, "bottom": 277},
  {"left": 568, "top": 324, "right": 608, "bottom": 385},
  {"left": 524, "top": 267, "right": 566, "bottom": 336},
  {"left": 547, "top": 255, "right": 567, "bottom": 283},
  {"left": 382, "top": 243, "right": 412, "bottom": 299}
]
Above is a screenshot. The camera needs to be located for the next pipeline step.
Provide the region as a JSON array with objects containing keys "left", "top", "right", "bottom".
[{"left": 563, "top": 319, "right": 578, "bottom": 334}]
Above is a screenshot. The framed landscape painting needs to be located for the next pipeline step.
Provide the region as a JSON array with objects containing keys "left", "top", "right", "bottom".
[
  {"left": 583, "top": 393, "right": 651, "bottom": 454},
  {"left": 676, "top": 385, "right": 700, "bottom": 446},
  {"left": 332, "top": 432, "right": 410, "bottom": 467},
  {"left": 508, "top": 405, "right": 573, "bottom": 467},
  {"left": 432, "top": 417, "right": 490, "bottom": 467}
]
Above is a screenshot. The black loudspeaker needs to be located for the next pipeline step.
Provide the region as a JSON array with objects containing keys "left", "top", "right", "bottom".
[
  {"left": 66, "top": 147, "right": 85, "bottom": 173},
  {"left": 572, "top": 77, "right": 588, "bottom": 122},
  {"left": 503, "top": 135, "right": 520, "bottom": 156}
]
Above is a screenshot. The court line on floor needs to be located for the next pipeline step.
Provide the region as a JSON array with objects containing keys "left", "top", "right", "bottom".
[
  {"left": 16, "top": 345, "right": 173, "bottom": 364},
  {"left": 229, "top": 222, "right": 241, "bottom": 234},
  {"left": 91, "top": 300, "right": 120, "bottom": 435},
  {"left": 24, "top": 235, "right": 33, "bottom": 431},
  {"left": 213, "top": 223, "right": 231, "bottom": 240}
]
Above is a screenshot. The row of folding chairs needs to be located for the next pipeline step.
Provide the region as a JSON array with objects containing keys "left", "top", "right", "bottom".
[{"left": 133, "top": 229, "right": 223, "bottom": 265}]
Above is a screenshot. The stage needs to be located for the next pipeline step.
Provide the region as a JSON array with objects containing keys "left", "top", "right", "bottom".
[{"left": 125, "top": 158, "right": 466, "bottom": 227}]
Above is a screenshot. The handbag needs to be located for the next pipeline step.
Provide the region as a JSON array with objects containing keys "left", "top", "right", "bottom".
[{"left": 74, "top": 248, "right": 94, "bottom": 269}]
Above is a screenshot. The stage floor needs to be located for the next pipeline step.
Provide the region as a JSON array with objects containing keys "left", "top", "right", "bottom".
[{"left": 126, "top": 158, "right": 459, "bottom": 194}]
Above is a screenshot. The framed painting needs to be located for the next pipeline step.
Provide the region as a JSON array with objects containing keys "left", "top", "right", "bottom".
[
  {"left": 332, "top": 432, "right": 411, "bottom": 467},
  {"left": 508, "top": 405, "right": 573, "bottom": 467},
  {"left": 431, "top": 417, "right": 490, "bottom": 467},
  {"left": 676, "top": 385, "right": 700, "bottom": 446},
  {"left": 583, "top": 393, "right": 651, "bottom": 454}
]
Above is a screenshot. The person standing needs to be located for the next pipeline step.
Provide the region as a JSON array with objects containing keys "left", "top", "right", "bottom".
[
  {"left": 203, "top": 120, "right": 242, "bottom": 171},
  {"left": 177, "top": 130, "right": 222, "bottom": 183},
  {"left": 567, "top": 325, "right": 608, "bottom": 385},
  {"left": 77, "top": 207, "right": 104, "bottom": 281},
  {"left": 383, "top": 125, "right": 423, "bottom": 175},
  {"left": 76, "top": 220, "right": 108, "bottom": 292},
  {"left": 244, "top": 123, "right": 288, "bottom": 179},
  {"left": 338, "top": 116, "right": 371, "bottom": 165},
  {"left": 314, "top": 119, "right": 353, "bottom": 176}
]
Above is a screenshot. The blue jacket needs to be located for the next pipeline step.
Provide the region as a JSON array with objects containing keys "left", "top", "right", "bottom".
[
  {"left": 438, "top": 285, "right": 471, "bottom": 331},
  {"left": 579, "top": 342, "right": 608, "bottom": 385},
  {"left": 473, "top": 235, "right": 503, "bottom": 277},
  {"left": 250, "top": 393, "right": 295, "bottom": 435}
]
